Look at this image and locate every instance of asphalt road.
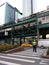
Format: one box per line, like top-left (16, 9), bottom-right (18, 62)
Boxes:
top-left (0, 48), bottom-right (49, 65)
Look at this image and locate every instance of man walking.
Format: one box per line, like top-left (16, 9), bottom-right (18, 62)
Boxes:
top-left (32, 39), bottom-right (37, 52)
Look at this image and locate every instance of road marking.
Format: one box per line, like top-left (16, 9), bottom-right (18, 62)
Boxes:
top-left (13, 51), bottom-right (41, 57)
top-left (41, 60), bottom-right (48, 62)
top-left (0, 56), bottom-right (35, 63)
top-left (39, 62), bottom-right (47, 64)
top-left (39, 59), bottom-right (48, 65)
top-left (7, 54), bottom-right (41, 59)
top-left (13, 52), bottom-right (32, 55)
top-left (0, 60), bottom-right (21, 65)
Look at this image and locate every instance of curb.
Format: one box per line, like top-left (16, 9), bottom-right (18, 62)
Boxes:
top-left (41, 48), bottom-right (49, 59)
top-left (1, 47), bottom-right (24, 54)
top-left (41, 55), bottom-right (49, 59)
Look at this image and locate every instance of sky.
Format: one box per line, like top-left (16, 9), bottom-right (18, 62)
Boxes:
top-left (0, 0), bottom-right (49, 25)
top-left (36, 0), bottom-right (49, 12)
top-left (0, 0), bottom-right (49, 13)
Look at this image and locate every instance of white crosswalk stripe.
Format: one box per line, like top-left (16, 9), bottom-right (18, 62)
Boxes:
top-left (39, 59), bottom-right (49, 65)
top-left (0, 60), bottom-right (21, 65)
top-left (7, 54), bottom-right (41, 59)
top-left (0, 55), bottom-right (35, 63)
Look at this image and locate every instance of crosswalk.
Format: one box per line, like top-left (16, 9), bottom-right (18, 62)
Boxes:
top-left (0, 49), bottom-right (49, 65)
top-left (12, 48), bottom-right (42, 57)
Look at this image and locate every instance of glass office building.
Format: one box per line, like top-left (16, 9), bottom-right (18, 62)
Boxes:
top-left (0, 2), bottom-right (22, 25)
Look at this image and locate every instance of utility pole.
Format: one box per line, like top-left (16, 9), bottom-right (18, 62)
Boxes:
top-left (36, 14), bottom-right (39, 41)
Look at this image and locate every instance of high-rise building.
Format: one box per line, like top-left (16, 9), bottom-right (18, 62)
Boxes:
top-left (0, 2), bottom-right (22, 25)
top-left (23, 0), bottom-right (37, 17)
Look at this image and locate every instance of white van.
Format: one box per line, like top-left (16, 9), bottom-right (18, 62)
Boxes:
top-left (38, 39), bottom-right (49, 47)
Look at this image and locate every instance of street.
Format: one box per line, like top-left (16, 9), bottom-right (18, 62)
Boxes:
top-left (0, 48), bottom-right (49, 65)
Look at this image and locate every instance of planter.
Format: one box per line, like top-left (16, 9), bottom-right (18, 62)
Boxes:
top-left (1, 46), bottom-right (24, 54)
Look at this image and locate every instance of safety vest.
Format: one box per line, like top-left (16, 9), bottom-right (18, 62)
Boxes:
top-left (32, 41), bottom-right (37, 46)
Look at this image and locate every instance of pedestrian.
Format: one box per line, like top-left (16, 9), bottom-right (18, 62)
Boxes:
top-left (32, 39), bottom-right (37, 52)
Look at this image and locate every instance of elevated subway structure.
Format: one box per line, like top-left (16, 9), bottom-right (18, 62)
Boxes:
top-left (0, 10), bottom-right (49, 44)
top-left (0, 14), bottom-right (37, 44)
